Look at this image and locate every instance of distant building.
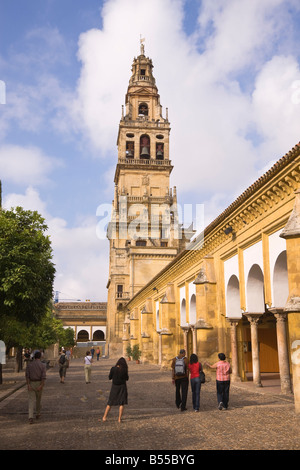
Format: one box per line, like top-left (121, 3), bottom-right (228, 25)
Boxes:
top-left (54, 302), bottom-right (107, 351)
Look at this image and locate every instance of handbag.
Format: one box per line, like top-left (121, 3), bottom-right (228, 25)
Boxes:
top-left (200, 370), bottom-right (206, 383)
top-left (199, 363), bottom-right (205, 384)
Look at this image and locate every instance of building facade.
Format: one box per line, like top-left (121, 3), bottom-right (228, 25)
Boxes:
top-left (106, 43), bottom-right (193, 351)
top-left (54, 301), bottom-right (107, 355)
top-left (124, 143), bottom-right (300, 413)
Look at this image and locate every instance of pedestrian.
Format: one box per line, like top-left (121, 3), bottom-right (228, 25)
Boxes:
top-left (65, 348), bottom-right (71, 361)
top-left (171, 349), bottom-right (189, 412)
top-left (58, 349), bottom-right (69, 383)
top-left (205, 353), bottom-right (232, 410)
top-left (25, 350), bottom-right (46, 424)
top-left (96, 347), bottom-right (100, 361)
top-left (23, 348), bottom-right (31, 369)
top-left (102, 357), bottom-right (129, 423)
top-left (188, 353), bottom-right (203, 412)
top-left (84, 351), bottom-right (93, 383)
top-left (90, 347), bottom-right (95, 359)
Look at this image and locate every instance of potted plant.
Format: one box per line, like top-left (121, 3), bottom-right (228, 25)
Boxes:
top-left (126, 344), bottom-right (132, 361)
top-left (132, 344), bottom-right (142, 363)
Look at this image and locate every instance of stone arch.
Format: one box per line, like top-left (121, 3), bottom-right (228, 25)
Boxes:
top-left (156, 302), bottom-right (160, 331)
top-left (273, 251), bottom-right (289, 308)
top-left (226, 274), bottom-right (241, 317)
top-left (181, 298), bottom-right (186, 326)
top-left (247, 264), bottom-right (265, 312)
top-left (140, 134), bottom-right (150, 158)
top-left (190, 294), bottom-right (196, 324)
top-left (77, 329), bottom-right (89, 342)
top-left (92, 330), bottom-right (105, 341)
top-left (138, 102), bottom-right (148, 116)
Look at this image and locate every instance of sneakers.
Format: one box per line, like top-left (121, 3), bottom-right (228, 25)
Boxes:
top-left (218, 402), bottom-right (224, 410)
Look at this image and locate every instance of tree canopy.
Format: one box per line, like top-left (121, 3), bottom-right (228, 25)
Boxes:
top-left (0, 207), bottom-right (55, 340)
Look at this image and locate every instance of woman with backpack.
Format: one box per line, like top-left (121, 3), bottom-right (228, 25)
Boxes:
top-left (188, 353), bottom-right (203, 412)
top-left (58, 349), bottom-right (69, 383)
top-left (171, 349), bottom-right (189, 412)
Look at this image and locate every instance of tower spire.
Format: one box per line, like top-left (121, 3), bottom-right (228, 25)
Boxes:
top-left (140, 35), bottom-right (145, 55)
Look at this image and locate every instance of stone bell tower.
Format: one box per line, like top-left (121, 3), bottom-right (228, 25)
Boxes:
top-left (106, 41), bottom-right (192, 349)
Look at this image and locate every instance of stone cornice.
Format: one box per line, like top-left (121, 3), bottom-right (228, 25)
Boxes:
top-left (55, 302), bottom-right (107, 311)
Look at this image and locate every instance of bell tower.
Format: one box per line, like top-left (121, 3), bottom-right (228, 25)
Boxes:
top-left (106, 41), bottom-right (192, 348)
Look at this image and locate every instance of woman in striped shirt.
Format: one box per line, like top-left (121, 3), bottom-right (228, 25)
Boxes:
top-left (205, 353), bottom-right (232, 410)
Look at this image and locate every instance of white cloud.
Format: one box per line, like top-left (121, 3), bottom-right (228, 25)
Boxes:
top-left (69, 0), bottom-right (300, 210)
top-left (3, 186), bottom-right (48, 214)
top-left (251, 55), bottom-right (300, 159)
top-left (49, 215), bottom-right (108, 301)
top-left (0, 144), bottom-right (62, 186)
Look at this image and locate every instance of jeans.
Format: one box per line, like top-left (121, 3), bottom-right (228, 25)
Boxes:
top-left (190, 377), bottom-right (201, 411)
top-left (216, 380), bottom-right (230, 408)
top-left (175, 377), bottom-right (188, 410)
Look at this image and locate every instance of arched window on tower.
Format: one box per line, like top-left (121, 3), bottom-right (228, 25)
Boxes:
top-left (138, 102), bottom-right (148, 116)
top-left (126, 141), bottom-right (134, 158)
top-left (156, 143), bottom-right (164, 160)
top-left (140, 134), bottom-right (150, 159)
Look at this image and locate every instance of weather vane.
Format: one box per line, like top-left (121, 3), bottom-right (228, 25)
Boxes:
top-left (140, 35), bottom-right (145, 55)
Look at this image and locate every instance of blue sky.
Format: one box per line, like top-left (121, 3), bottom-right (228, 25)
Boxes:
top-left (1, 0), bottom-right (300, 301)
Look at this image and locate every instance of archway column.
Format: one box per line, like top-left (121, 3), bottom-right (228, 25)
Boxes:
top-left (191, 326), bottom-right (197, 354)
top-left (227, 318), bottom-right (241, 382)
top-left (181, 327), bottom-right (188, 353)
top-left (158, 331), bottom-right (162, 366)
top-left (269, 308), bottom-right (292, 394)
top-left (280, 188), bottom-right (300, 413)
top-left (244, 313), bottom-right (263, 387)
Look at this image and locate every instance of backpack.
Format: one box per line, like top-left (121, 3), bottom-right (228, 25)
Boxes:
top-left (59, 355), bottom-right (66, 365)
top-left (174, 356), bottom-right (186, 376)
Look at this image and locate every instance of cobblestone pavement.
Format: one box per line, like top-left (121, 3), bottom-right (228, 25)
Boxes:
top-left (0, 358), bottom-right (299, 453)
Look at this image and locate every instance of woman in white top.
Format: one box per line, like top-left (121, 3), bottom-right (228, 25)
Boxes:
top-left (84, 351), bottom-right (93, 383)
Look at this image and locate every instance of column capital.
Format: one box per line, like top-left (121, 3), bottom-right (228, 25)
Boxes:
top-left (226, 317), bottom-right (241, 326)
top-left (268, 307), bottom-right (288, 322)
top-left (244, 313), bottom-right (263, 324)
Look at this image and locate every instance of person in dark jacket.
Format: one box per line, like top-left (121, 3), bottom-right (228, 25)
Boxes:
top-left (171, 349), bottom-right (189, 412)
top-left (25, 351), bottom-right (46, 424)
top-left (102, 357), bottom-right (129, 423)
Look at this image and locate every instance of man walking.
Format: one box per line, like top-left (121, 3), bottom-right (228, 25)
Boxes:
top-left (171, 349), bottom-right (189, 412)
top-left (206, 353), bottom-right (232, 410)
top-left (25, 350), bottom-right (46, 424)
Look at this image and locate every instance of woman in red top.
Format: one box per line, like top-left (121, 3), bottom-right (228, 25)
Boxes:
top-left (188, 354), bottom-right (203, 412)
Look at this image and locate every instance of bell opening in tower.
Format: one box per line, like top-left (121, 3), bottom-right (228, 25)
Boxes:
top-left (156, 143), bottom-right (164, 160)
top-left (126, 141), bottom-right (134, 158)
top-left (138, 103), bottom-right (148, 116)
top-left (140, 134), bottom-right (150, 159)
